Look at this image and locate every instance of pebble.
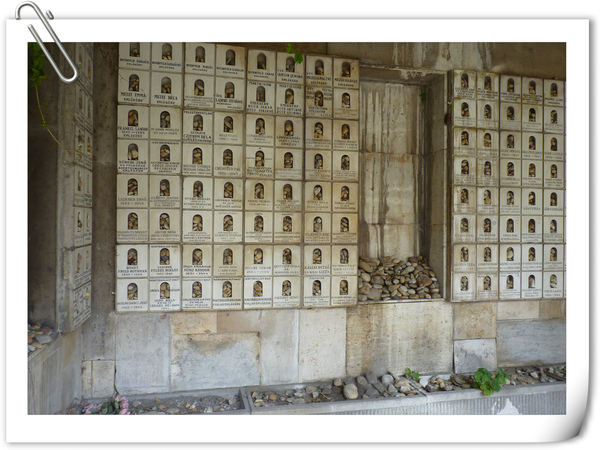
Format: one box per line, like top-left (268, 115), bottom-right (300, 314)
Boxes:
top-left (166, 408), bottom-right (180, 414)
top-left (381, 374), bottom-right (394, 385)
top-left (356, 375), bottom-right (368, 387)
top-left (28, 344), bottom-right (36, 352)
top-left (333, 378), bottom-right (343, 386)
top-left (367, 288), bottom-right (381, 300)
top-left (35, 334), bottom-right (53, 344)
top-left (343, 384), bottom-right (359, 400)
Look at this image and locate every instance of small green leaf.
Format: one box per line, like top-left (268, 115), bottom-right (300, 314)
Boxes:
top-left (286, 44), bottom-right (295, 55)
top-left (294, 52), bottom-right (303, 65)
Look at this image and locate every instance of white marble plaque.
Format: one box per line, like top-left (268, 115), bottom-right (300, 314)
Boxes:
top-left (182, 245), bottom-right (212, 277)
top-left (151, 72), bottom-right (182, 107)
top-left (499, 131), bottom-right (521, 159)
top-left (333, 58), bottom-right (359, 89)
top-left (274, 180), bottom-right (303, 211)
top-left (305, 182), bottom-right (332, 212)
top-left (305, 118), bottom-right (332, 149)
top-left (213, 145), bottom-right (243, 178)
top-left (500, 75), bottom-right (521, 103)
top-left (182, 110), bottom-right (213, 144)
top-left (304, 276), bottom-right (331, 307)
top-left (273, 245), bottom-right (301, 276)
top-left (543, 244), bottom-right (564, 271)
top-left (149, 244), bottom-right (181, 277)
top-left (453, 157), bottom-right (476, 186)
top-left (476, 158), bottom-right (499, 186)
top-left (499, 187), bottom-right (521, 215)
top-left (543, 271), bottom-right (564, 298)
top-left (477, 187), bottom-right (498, 214)
top-left (273, 276), bottom-right (301, 308)
top-left (181, 278), bottom-right (212, 310)
top-left (454, 98), bottom-right (478, 127)
top-left (543, 106), bottom-right (565, 133)
top-left (184, 43), bottom-right (215, 75)
top-left (245, 146), bottom-right (274, 178)
top-left (452, 272), bottom-right (476, 301)
top-left (213, 112), bottom-right (244, 145)
top-left (149, 175), bottom-right (181, 208)
top-left (544, 79), bottom-right (565, 107)
top-left (215, 45), bottom-right (246, 78)
top-left (304, 245), bottom-right (331, 276)
top-left (476, 215), bottom-right (498, 242)
top-left (521, 160), bottom-right (543, 187)
top-left (521, 188), bottom-right (543, 215)
top-left (332, 213), bottom-right (357, 244)
top-left (274, 149), bottom-right (303, 180)
top-left (84, 130), bottom-right (93, 170)
top-left (544, 134), bottom-right (565, 161)
top-left (543, 189), bottom-right (565, 216)
top-left (151, 42), bottom-right (183, 72)
top-left (452, 70), bottom-right (477, 99)
top-left (245, 211), bottom-right (274, 243)
top-left (277, 52), bottom-right (305, 85)
top-left (246, 114), bottom-right (275, 147)
top-left (477, 100), bottom-right (499, 129)
top-left (477, 72), bottom-right (499, 100)
top-left (521, 132), bottom-right (543, 159)
top-left (119, 42), bottom-right (151, 70)
top-left (331, 276), bottom-right (357, 307)
top-left (213, 211), bottom-right (243, 243)
top-left (499, 158), bottom-right (521, 186)
top-left (212, 278), bottom-right (243, 310)
top-left (521, 216), bottom-right (543, 243)
top-left (183, 74), bottom-right (215, 109)
top-left (543, 217), bottom-right (564, 243)
top-left (150, 106), bottom-right (182, 140)
top-left (118, 140), bottom-right (149, 173)
top-left (275, 83), bottom-right (304, 117)
top-left (521, 104), bottom-right (543, 132)
top-left (149, 209), bottom-right (180, 242)
top-left (333, 120), bottom-right (359, 151)
top-left (247, 49), bottom-right (276, 81)
top-left (214, 245), bottom-right (243, 277)
top-left (500, 102), bottom-right (522, 130)
top-left (149, 140), bottom-right (181, 174)
top-left (244, 245), bottom-right (273, 277)
top-left (182, 177), bottom-right (212, 209)
top-left (521, 77), bottom-right (543, 104)
top-left (182, 144), bottom-right (212, 176)
top-left (452, 214), bottom-right (476, 243)
top-left (306, 86), bottom-right (333, 118)
top-left (74, 168), bottom-right (93, 208)
top-left (246, 81), bottom-right (275, 114)
top-left (331, 245), bottom-right (357, 276)
top-left (305, 150), bottom-right (332, 180)
top-left (117, 209), bottom-right (148, 242)
top-left (71, 245), bottom-right (92, 287)
top-left (454, 128), bottom-right (477, 156)
top-left (306, 55), bottom-right (332, 86)
top-left (72, 209), bottom-right (81, 245)
top-left (332, 151), bottom-right (359, 181)
top-left (522, 271), bottom-right (543, 299)
top-left (476, 272), bottom-right (498, 300)
top-left (214, 77), bottom-right (245, 111)
top-left (244, 179), bottom-right (273, 211)
top-left (499, 215), bottom-right (521, 243)
top-left (117, 174), bottom-right (148, 208)
top-left (117, 105), bottom-right (149, 140)
top-left (273, 212), bottom-right (302, 243)
top-left (149, 278), bottom-right (181, 311)
top-left (522, 244), bottom-right (543, 272)
top-left (118, 69), bottom-right (150, 105)
top-left (304, 212), bottom-right (331, 244)
top-left (544, 162), bottom-right (565, 188)
top-left (275, 116), bottom-right (303, 148)
top-left (499, 244), bottom-right (521, 272)
top-left (83, 208), bottom-right (92, 245)
top-left (332, 182), bottom-right (358, 212)
top-left (476, 244), bottom-right (498, 272)
top-left (116, 278), bottom-right (149, 312)
top-left (453, 244), bottom-right (476, 272)
top-left (244, 277), bottom-right (273, 309)
top-left (333, 89), bottom-right (359, 119)
top-left (181, 210), bottom-right (212, 243)
top-left (499, 272), bottom-right (521, 299)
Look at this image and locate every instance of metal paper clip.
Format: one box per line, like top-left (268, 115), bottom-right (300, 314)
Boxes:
top-left (16, 1), bottom-right (79, 84)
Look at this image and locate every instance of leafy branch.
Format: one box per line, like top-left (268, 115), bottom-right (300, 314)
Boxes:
top-left (286, 44), bottom-right (303, 65)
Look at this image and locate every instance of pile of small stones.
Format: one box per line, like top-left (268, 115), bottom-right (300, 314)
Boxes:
top-left (28, 322), bottom-right (55, 354)
top-left (357, 255), bottom-right (442, 302)
top-left (121, 395), bottom-right (241, 415)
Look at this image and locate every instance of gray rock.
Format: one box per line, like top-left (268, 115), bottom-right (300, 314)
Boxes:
top-left (356, 375), bottom-right (368, 387)
top-left (365, 387), bottom-right (379, 397)
top-left (360, 273), bottom-right (371, 282)
top-left (305, 386), bottom-right (317, 393)
top-left (366, 371), bottom-right (378, 385)
top-left (387, 384), bottom-right (398, 393)
top-left (367, 288), bottom-right (381, 300)
top-left (357, 294), bottom-right (368, 302)
top-left (381, 374), bottom-right (394, 385)
top-left (358, 261), bottom-right (374, 273)
top-left (321, 387), bottom-right (332, 395)
top-left (371, 276), bottom-right (385, 285)
top-left (28, 345), bottom-right (36, 352)
top-left (166, 408), bottom-right (180, 414)
top-left (343, 383), bottom-right (359, 400)
top-left (35, 334), bottom-right (53, 344)
top-left (333, 378), bottom-right (343, 386)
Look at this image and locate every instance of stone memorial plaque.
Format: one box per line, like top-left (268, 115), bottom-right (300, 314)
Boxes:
top-left (304, 182), bottom-right (332, 212)
top-left (453, 128), bottom-right (476, 156)
top-left (499, 244), bottom-right (521, 272)
top-left (213, 145), bottom-right (243, 178)
top-left (499, 272), bottom-right (521, 300)
top-left (245, 146), bottom-right (274, 178)
top-left (273, 276), bottom-right (301, 308)
top-left (452, 214), bottom-right (476, 243)
top-left (151, 42), bottom-right (183, 72)
top-left (453, 244), bottom-right (476, 272)
top-left (275, 83), bottom-right (304, 117)
top-left (452, 100), bottom-right (476, 127)
top-left (76, 43), bottom-right (86, 74)
top-left (332, 182), bottom-right (358, 212)
top-left (543, 216), bottom-right (564, 243)
top-left (305, 118), bottom-right (333, 150)
top-left (273, 212), bottom-right (302, 243)
top-left (477, 187), bottom-right (498, 214)
top-left (149, 209), bottom-right (181, 242)
top-left (544, 79), bottom-right (565, 107)
top-left (476, 272), bottom-right (498, 300)
top-left (476, 244), bottom-right (498, 272)
top-left (247, 49), bottom-right (276, 82)
top-left (75, 84), bottom-right (86, 123)
top-left (181, 210), bottom-right (212, 243)
top-left (331, 276), bottom-right (357, 307)
top-left (116, 278), bottom-right (149, 312)
top-left (333, 58), bottom-right (359, 89)
top-left (83, 130), bottom-right (93, 170)
top-left (543, 244), bottom-right (564, 271)
top-left (333, 120), bottom-right (359, 151)
top-left (215, 45), bottom-right (246, 79)
top-left (246, 114), bottom-right (275, 147)
top-left (274, 180), bottom-right (303, 211)
top-left (544, 134), bottom-right (565, 161)
top-left (214, 245), bottom-right (243, 277)
top-left (118, 140), bottom-right (149, 173)
top-left (500, 102), bottom-right (522, 130)
top-left (500, 75), bottom-right (522, 103)
top-left (83, 52), bottom-right (94, 93)
top-left (522, 271), bottom-right (543, 299)
top-left (214, 77), bottom-right (245, 111)
top-left (212, 278), bottom-right (243, 310)
top-left (521, 104), bottom-right (543, 132)
top-left (244, 179), bottom-right (274, 211)
top-left (182, 144), bottom-right (212, 176)
top-left (333, 89), bottom-right (359, 119)
top-left (331, 245), bottom-right (357, 276)
top-left (499, 131), bottom-right (521, 159)
top-left (543, 271), bottom-right (564, 298)
top-left (304, 276), bottom-right (331, 307)
top-left (213, 112), bottom-right (244, 145)
top-left (71, 245), bottom-right (92, 287)
top-left (453, 186), bottom-right (475, 214)
top-left (74, 168), bottom-right (93, 208)
top-left (117, 208), bottom-right (148, 242)
top-left (522, 244), bottom-right (543, 272)
top-left (151, 72), bottom-right (182, 106)
top-left (477, 72), bottom-right (499, 100)
top-left (476, 215), bottom-right (498, 242)
top-left (183, 74), bottom-right (215, 109)
top-left (149, 278), bottom-right (181, 311)
top-left (246, 81), bottom-right (275, 115)
top-left (476, 100), bottom-right (499, 129)
top-left (543, 106), bottom-right (565, 134)
top-left (181, 278), bottom-right (212, 310)
top-left (476, 158), bottom-right (499, 186)
top-left (544, 161), bottom-right (565, 189)
top-left (521, 188), bottom-right (543, 215)
top-left (499, 158), bottom-right (521, 186)
top-left (452, 272), bottom-right (476, 301)
top-left (117, 174), bottom-right (148, 208)
top-left (149, 175), bottom-right (181, 208)
top-left (118, 69), bottom-right (150, 105)
top-left (182, 244), bottom-right (212, 277)
top-left (273, 245), bottom-right (302, 276)
top-left (244, 245), bottom-right (273, 277)
top-left (119, 42), bottom-right (151, 70)
top-left (521, 215), bottom-right (543, 243)
top-left (275, 117), bottom-right (303, 149)
top-left (184, 43), bottom-right (215, 75)
top-left (453, 70), bottom-right (477, 99)
top-left (83, 208), bottom-right (92, 245)
top-left (453, 157), bottom-right (477, 186)
top-left (149, 141), bottom-right (182, 174)
top-left (499, 215), bottom-right (521, 243)
top-left (304, 245), bottom-right (331, 276)
top-left (305, 86), bottom-right (333, 118)
top-left (521, 132), bottom-right (543, 159)
top-left (305, 150), bottom-right (332, 181)
top-left (117, 105), bottom-right (149, 140)
top-left (182, 110), bottom-right (213, 144)
top-left (332, 151), bottom-right (359, 181)
top-left (245, 211), bottom-right (274, 243)
top-left (149, 244), bottom-right (181, 277)
top-left (274, 148), bottom-right (303, 180)
top-left (332, 213), bottom-right (358, 244)
top-left (521, 77), bottom-right (543, 104)
top-left (244, 277), bottom-right (273, 309)
top-left (543, 189), bottom-right (565, 216)
top-left (521, 160), bottom-right (543, 187)
top-left (149, 106), bottom-right (182, 140)
top-left (213, 211), bottom-right (243, 243)
top-left (182, 177), bottom-right (213, 209)
top-left (306, 55), bottom-right (333, 86)
top-left (499, 187), bottom-right (521, 215)
top-left (304, 212), bottom-right (332, 244)
top-left (277, 52), bottom-right (305, 85)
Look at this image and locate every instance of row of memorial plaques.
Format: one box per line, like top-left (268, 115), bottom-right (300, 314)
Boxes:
top-left (75, 43), bottom-right (94, 93)
top-left (75, 82), bottom-right (93, 131)
top-left (119, 43), bottom-right (359, 89)
top-left (452, 71), bottom-right (565, 107)
top-left (452, 187), bottom-right (565, 215)
top-left (74, 122), bottom-right (93, 170)
top-left (452, 215), bottom-right (565, 244)
top-left (452, 244), bottom-right (565, 272)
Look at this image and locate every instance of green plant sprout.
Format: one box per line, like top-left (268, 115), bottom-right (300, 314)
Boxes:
top-left (286, 44), bottom-right (303, 65)
top-left (472, 367), bottom-right (509, 396)
top-left (404, 367), bottom-right (421, 382)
